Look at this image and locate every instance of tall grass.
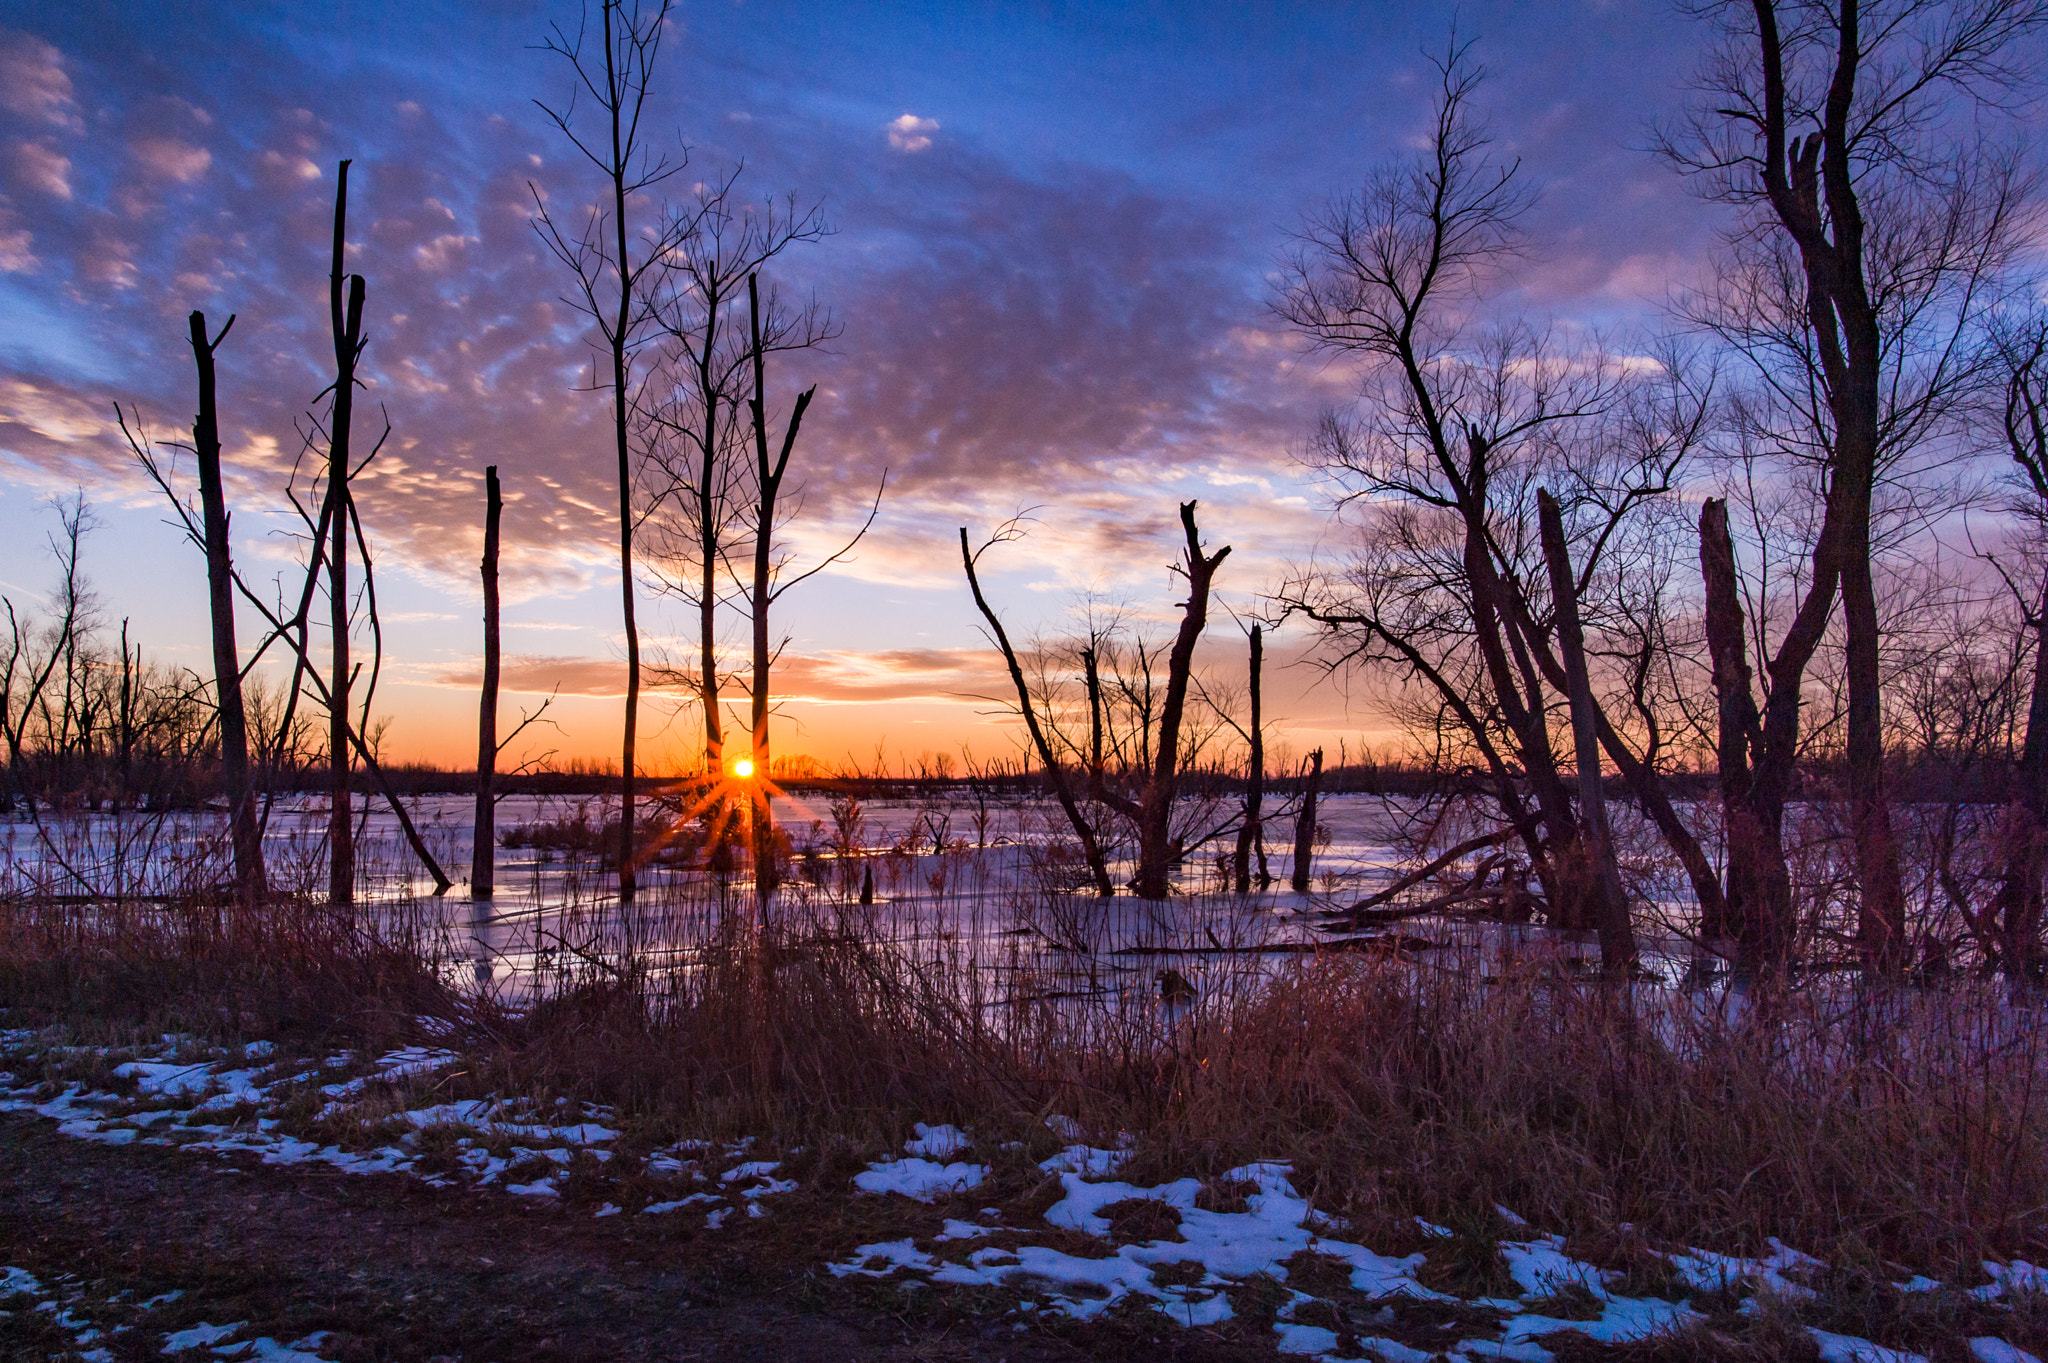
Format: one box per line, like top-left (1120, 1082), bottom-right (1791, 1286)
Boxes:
top-left (3, 801), bottom-right (2045, 1281)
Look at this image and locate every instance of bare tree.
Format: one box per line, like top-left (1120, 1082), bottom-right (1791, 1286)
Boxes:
top-left (1290, 748), bottom-right (1324, 896)
top-left (534, 0), bottom-right (685, 898)
top-left (963, 506), bottom-right (1230, 900)
top-left (1665, 0), bottom-right (2044, 972)
top-left (1232, 624), bottom-right (1269, 893)
top-left (1982, 318), bottom-right (2048, 977)
top-left (325, 161), bottom-right (366, 905)
top-left (1276, 43), bottom-right (1723, 937)
top-left (961, 519), bottom-right (1115, 898)
top-left (119, 313), bottom-right (267, 902)
top-left (473, 464), bottom-right (503, 897)
top-left (1130, 503), bottom-right (1230, 899)
top-left (637, 176), bottom-right (828, 873)
top-left (1540, 488), bottom-right (1634, 974)
top-left (736, 270), bottom-right (881, 902)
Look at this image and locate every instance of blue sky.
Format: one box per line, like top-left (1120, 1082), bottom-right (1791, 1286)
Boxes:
top-left (0, 0), bottom-right (1747, 769)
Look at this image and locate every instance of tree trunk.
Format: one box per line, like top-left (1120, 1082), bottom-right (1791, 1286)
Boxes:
top-left (1132, 502), bottom-right (1229, 900)
top-left (1539, 490), bottom-right (1634, 977)
top-left (327, 163), bottom-right (363, 907)
top-left (472, 465), bottom-right (502, 897)
top-left (1700, 497), bottom-right (1802, 971)
top-left (1290, 747), bottom-right (1323, 895)
top-left (1456, 442), bottom-right (1583, 922)
top-left (602, 6), bottom-right (643, 902)
top-left (1992, 572), bottom-right (2048, 981)
top-left (961, 528), bottom-right (1114, 897)
top-left (1233, 625), bottom-right (1264, 895)
top-left (1841, 484), bottom-right (1907, 973)
top-left (744, 273), bottom-right (816, 908)
top-left (187, 309), bottom-right (266, 903)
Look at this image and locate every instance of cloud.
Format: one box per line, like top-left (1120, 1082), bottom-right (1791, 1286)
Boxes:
top-left (437, 653), bottom-right (627, 697)
top-left (0, 32), bottom-right (78, 129)
top-left (0, 207), bottom-right (33, 272)
top-left (432, 646), bottom-right (1014, 707)
top-left (886, 113), bottom-right (938, 153)
top-left (4, 140), bottom-right (70, 198)
top-left (130, 136), bottom-right (211, 184)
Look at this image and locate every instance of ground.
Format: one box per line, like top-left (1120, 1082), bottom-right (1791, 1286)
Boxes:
top-left (0, 1111), bottom-right (1271, 1363)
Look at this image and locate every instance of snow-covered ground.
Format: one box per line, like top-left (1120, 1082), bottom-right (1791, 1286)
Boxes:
top-left (4, 1026), bottom-right (2043, 1362)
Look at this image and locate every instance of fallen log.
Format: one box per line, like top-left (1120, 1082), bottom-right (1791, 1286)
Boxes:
top-left (1332, 830), bottom-right (1517, 916)
top-left (1108, 935), bottom-right (1446, 956)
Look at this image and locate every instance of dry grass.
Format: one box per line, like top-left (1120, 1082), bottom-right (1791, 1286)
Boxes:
top-left (6, 877), bottom-right (2047, 1285)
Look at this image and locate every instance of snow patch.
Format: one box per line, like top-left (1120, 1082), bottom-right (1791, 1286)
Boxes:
top-left (853, 1157), bottom-right (986, 1201)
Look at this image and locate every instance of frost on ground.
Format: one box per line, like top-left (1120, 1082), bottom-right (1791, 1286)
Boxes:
top-left (6, 1027), bottom-right (2048, 1362)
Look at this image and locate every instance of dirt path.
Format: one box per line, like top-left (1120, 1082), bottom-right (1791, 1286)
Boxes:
top-left (0, 1113), bottom-right (1251, 1362)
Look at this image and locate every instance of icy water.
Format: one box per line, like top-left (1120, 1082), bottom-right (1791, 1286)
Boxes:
top-left (1, 790), bottom-right (1717, 1001)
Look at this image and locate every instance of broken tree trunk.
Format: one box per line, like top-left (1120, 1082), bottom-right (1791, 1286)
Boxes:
top-left (326, 161), bottom-right (364, 906)
top-left (1132, 501), bottom-right (1229, 900)
top-left (1233, 625), bottom-right (1265, 896)
top-left (1538, 489), bottom-right (1634, 977)
top-left (961, 527), bottom-right (1114, 898)
top-left (187, 309), bottom-right (267, 904)
top-left (1290, 748), bottom-right (1323, 895)
top-left (1699, 497), bottom-right (1796, 971)
top-left (473, 464), bottom-right (502, 897)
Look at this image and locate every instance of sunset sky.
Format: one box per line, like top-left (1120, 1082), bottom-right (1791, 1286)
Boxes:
top-left (0, 1), bottom-right (1766, 772)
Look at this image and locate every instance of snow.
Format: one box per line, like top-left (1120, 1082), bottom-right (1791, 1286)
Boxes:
top-left (1037, 1144), bottom-right (1129, 1177)
top-left (646, 1190), bottom-right (723, 1213)
top-left (902, 1123), bottom-right (970, 1158)
top-left (162, 1320), bottom-right (248, 1352)
top-left (0, 1266), bottom-right (41, 1297)
top-left (1973, 1341), bottom-right (2047, 1363)
top-left (853, 1157), bottom-right (987, 1200)
top-left (7, 1030), bottom-right (2035, 1363)
top-left (212, 1336), bottom-right (336, 1362)
top-left (504, 1178), bottom-right (560, 1197)
top-left (835, 1159), bottom-right (1443, 1332)
top-left (1274, 1322), bottom-right (1341, 1354)
top-left (160, 1322), bottom-right (335, 1361)
top-left (1670, 1237), bottom-right (1824, 1299)
top-left (1976, 1261), bottom-right (2048, 1300)
top-left (1809, 1327), bottom-right (1930, 1363)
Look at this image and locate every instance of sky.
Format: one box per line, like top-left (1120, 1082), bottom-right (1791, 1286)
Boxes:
top-left (0, 0), bottom-right (1738, 773)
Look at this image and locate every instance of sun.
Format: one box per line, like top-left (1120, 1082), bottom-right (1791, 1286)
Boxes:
top-left (732, 758), bottom-right (755, 779)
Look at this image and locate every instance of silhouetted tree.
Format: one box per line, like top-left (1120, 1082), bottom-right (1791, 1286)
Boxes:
top-left (534, 0), bottom-right (685, 898)
top-left (1665, 0), bottom-right (2042, 972)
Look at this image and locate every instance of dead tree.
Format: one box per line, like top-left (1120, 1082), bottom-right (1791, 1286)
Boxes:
top-left (1290, 748), bottom-right (1324, 895)
top-left (534, 0), bottom-right (683, 899)
top-left (738, 270), bottom-right (879, 903)
top-left (638, 175), bottom-right (828, 873)
top-left (1666, 0), bottom-right (2041, 973)
top-left (473, 464), bottom-right (503, 897)
top-left (1985, 322), bottom-right (2048, 979)
top-left (1129, 502), bottom-right (1229, 899)
top-left (961, 521), bottom-right (1115, 898)
top-left (184, 310), bottom-right (266, 902)
top-left (1277, 44), bottom-right (1723, 933)
top-left (1232, 624), bottom-right (1268, 893)
top-left (1540, 489), bottom-right (1634, 975)
top-left (1697, 497), bottom-right (1799, 966)
top-left (123, 315), bottom-right (268, 900)
top-left (323, 162), bottom-right (366, 905)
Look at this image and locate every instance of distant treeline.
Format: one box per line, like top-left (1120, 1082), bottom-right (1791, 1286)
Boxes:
top-left (154, 755), bottom-right (2012, 807)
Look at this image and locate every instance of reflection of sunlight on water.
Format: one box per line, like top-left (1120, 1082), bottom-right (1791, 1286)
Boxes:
top-left (4, 791), bottom-right (1719, 1004)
